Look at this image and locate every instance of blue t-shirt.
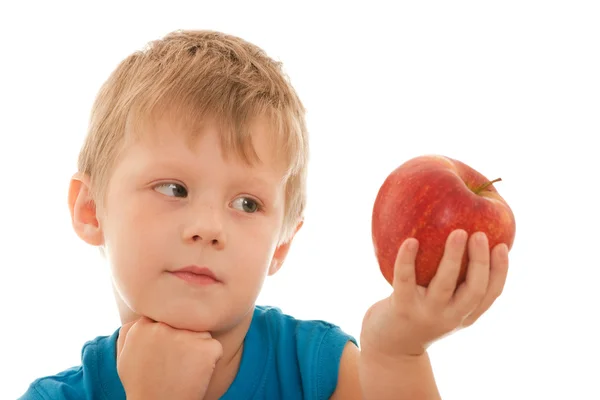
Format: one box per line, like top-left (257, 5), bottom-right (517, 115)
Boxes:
top-left (20, 305), bottom-right (358, 399)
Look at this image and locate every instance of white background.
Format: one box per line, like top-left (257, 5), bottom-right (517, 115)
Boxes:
top-left (1, 1), bottom-right (599, 399)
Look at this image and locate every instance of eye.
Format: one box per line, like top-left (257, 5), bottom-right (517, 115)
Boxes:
top-left (154, 183), bottom-right (188, 198)
top-left (231, 197), bottom-right (262, 213)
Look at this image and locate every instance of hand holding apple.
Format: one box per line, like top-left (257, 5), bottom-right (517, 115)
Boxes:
top-left (360, 227), bottom-right (509, 360)
top-left (371, 155), bottom-right (516, 287)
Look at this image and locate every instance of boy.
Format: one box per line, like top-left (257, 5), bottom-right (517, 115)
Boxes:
top-left (20, 29), bottom-right (509, 399)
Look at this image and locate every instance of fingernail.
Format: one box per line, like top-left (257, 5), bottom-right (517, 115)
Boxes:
top-left (454, 229), bottom-right (468, 244)
top-left (475, 232), bottom-right (488, 245)
top-left (407, 238), bottom-right (418, 252)
top-left (499, 243), bottom-right (509, 260)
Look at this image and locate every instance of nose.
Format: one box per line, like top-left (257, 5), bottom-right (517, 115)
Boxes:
top-left (182, 204), bottom-right (225, 249)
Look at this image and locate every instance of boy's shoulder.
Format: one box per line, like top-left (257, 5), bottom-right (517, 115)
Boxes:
top-left (18, 329), bottom-right (123, 400)
top-left (253, 304), bottom-right (357, 350)
top-left (19, 365), bottom-right (83, 400)
top-left (253, 304), bottom-right (358, 361)
top-left (254, 304), bottom-right (345, 330)
top-left (238, 305), bottom-right (357, 399)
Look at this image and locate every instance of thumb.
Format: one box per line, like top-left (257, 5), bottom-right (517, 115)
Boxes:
top-left (116, 320), bottom-right (137, 359)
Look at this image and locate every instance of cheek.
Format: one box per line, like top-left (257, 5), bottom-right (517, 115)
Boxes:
top-left (103, 201), bottom-right (169, 307)
top-left (105, 196), bottom-right (169, 254)
top-left (230, 222), bottom-right (279, 276)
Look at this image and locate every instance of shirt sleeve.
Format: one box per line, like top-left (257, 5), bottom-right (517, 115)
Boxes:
top-left (295, 321), bottom-right (358, 400)
top-left (17, 366), bottom-right (87, 400)
top-left (19, 382), bottom-right (55, 400)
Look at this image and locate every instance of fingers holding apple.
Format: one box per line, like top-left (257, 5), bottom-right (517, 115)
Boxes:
top-left (390, 237), bottom-right (419, 305)
top-left (447, 231), bottom-right (491, 318)
top-left (432, 230), bottom-right (509, 327)
top-left (425, 229), bottom-right (470, 309)
top-left (459, 241), bottom-right (509, 327)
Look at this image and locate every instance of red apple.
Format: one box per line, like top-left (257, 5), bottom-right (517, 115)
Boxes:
top-left (372, 155), bottom-right (516, 287)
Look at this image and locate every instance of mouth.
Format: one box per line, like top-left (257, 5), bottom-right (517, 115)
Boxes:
top-left (170, 265), bottom-right (220, 286)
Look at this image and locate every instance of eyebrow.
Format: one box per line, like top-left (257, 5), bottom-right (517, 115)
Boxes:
top-left (233, 175), bottom-right (281, 191)
top-left (136, 152), bottom-right (284, 187)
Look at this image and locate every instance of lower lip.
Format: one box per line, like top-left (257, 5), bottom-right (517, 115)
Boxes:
top-left (171, 271), bottom-right (219, 286)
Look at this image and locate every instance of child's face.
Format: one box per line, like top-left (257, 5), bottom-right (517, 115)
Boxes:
top-left (98, 116), bottom-right (290, 332)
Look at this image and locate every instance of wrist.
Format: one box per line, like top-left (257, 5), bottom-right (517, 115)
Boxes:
top-left (360, 340), bottom-right (427, 367)
top-left (361, 348), bottom-right (428, 372)
top-left (124, 387), bottom-right (153, 400)
top-left (359, 351), bottom-right (440, 400)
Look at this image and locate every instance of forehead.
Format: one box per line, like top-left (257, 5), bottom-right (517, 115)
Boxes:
top-left (126, 111), bottom-right (287, 176)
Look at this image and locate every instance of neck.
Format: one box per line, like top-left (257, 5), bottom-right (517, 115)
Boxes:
top-left (203, 309), bottom-right (253, 399)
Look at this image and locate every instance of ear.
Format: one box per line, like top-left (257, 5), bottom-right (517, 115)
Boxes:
top-left (268, 219), bottom-right (304, 276)
top-left (68, 173), bottom-right (104, 246)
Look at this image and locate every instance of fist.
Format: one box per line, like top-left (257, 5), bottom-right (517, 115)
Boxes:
top-left (116, 316), bottom-right (223, 400)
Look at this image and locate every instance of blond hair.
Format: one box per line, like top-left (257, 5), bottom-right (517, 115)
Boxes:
top-left (78, 30), bottom-right (308, 244)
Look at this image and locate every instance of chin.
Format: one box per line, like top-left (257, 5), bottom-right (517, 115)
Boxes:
top-left (151, 303), bottom-right (249, 334)
top-left (119, 285), bottom-right (254, 334)
top-left (148, 307), bottom-right (219, 332)
top-left (165, 317), bottom-right (216, 332)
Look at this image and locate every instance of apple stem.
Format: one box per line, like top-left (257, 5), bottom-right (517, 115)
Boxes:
top-left (473, 178), bottom-right (502, 194)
